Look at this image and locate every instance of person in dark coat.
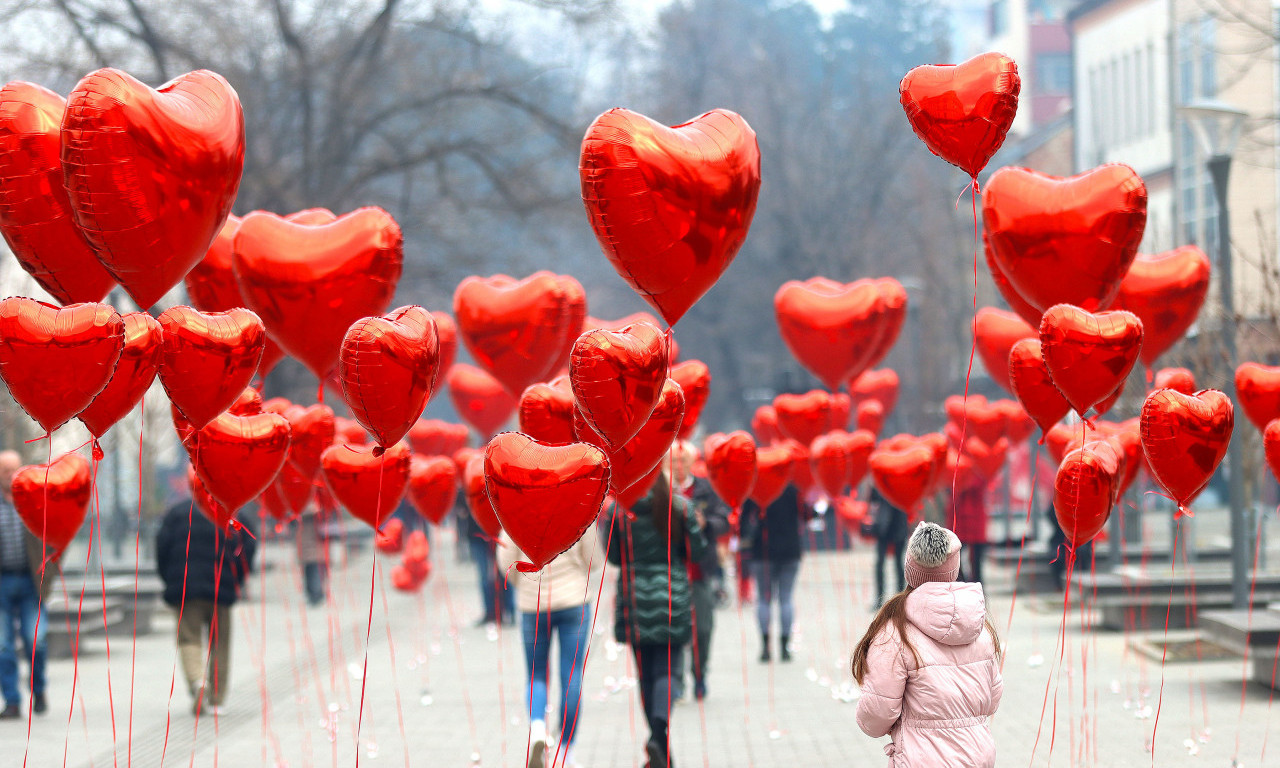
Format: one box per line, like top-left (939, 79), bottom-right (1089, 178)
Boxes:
top-left (0, 450), bottom-right (56, 719)
top-left (608, 474), bottom-right (707, 768)
top-left (155, 499), bottom-right (257, 716)
top-left (868, 486), bottom-right (910, 609)
top-left (740, 483), bottom-right (809, 663)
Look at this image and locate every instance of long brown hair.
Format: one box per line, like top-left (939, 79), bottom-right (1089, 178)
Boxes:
top-left (643, 474), bottom-right (685, 547)
top-left (851, 588), bottom-right (1003, 684)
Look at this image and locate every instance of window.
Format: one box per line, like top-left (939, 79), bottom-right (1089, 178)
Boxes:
top-left (1176, 16), bottom-right (1219, 256)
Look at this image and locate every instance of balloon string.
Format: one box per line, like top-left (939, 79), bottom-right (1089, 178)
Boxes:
top-left (375, 561), bottom-right (411, 768)
top-left (1178, 531), bottom-right (1210, 741)
top-left (188, 523), bottom-right (229, 768)
top-left (730, 510), bottom-right (754, 768)
top-left (681, 530), bottom-right (711, 768)
top-left (60, 498), bottom-right (95, 768)
top-left (128, 399), bottom-right (146, 768)
top-left (429, 540), bottom-right (482, 756)
top-left (560, 503), bottom-right (617, 760)
top-left (90, 456), bottom-right (120, 768)
top-left (25, 435), bottom-right (53, 767)
top-left (160, 436), bottom-right (200, 768)
top-left (951, 180), bottom-right (981, 531)
top-left (1004, 440), bottom-right (1042, 659)
top-left (665, 449), bottom-right (673, 768)
top-left (1149, 521), bottom-right (1182, 768)
top-left (1259, 505), bottom-right (1280, 760)
top-left (354, 459), bottom-right (387, 768)
top-left (547, 541), bottom-right (595, 768)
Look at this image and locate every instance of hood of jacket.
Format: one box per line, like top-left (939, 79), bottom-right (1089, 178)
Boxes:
top-left (904, 581), bottom-right (987, 646)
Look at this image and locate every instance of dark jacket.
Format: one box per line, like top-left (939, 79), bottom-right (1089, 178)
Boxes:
top-left (683, 476), bottom-right (730, 580)
top-left (155, 500), bottom-right (257, 608)
top-left (869, 487), bottom-right (910, 545)
top-left (740, 484), bottom-right (809, 563)
top-left (607, 489), bottom-right (708, 646)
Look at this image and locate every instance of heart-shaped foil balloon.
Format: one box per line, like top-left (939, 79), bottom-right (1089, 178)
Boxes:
top-left (432, 312), bottom-right (458, 376)
top-left (1007, 339), bottom-right (1072, 437)
top-left (671, 360), bottom-right (711, 440)
top-left (574, 378), bottom-right (685, 493)
top-left (454, 272), bottom-right (579, 395)
top-left (321, 441), bottom-right (411, 531)
top-left (0, 82), bottom-right (116, 304)
top-left (61, 68), bottom-right (244, 310)
top-left (258, 461), bottom-right (313, 522)
top-left (785, 439), bottom-right (815, 494)
top-left (408, 419), bottom-right (470, 457)
top-left (855, 401), bottom-right (885, 436)
top-left (1039, 304), bottom-right (1143, 417)
top-left (12, 452), bottom-right (92, 558)
top-left (984, 235), bottom-right (1043, 326)
top-left (184, 214), bottom-right (287, 379)
top-left (1140, 388), bottom-right (1233, 515)
top-left (704, 431), bottom-right (757, 511)
top-left (810, 430), bottom-right (876, 498)
top-left (273, 403), bottom-right (335, 480)
top-left (158, 306), bottom-right (265, 430)
top-left (983, 164), bottom-right (1147, 314)
top-left (870, 442), bottom-right (936, 514)
top-left (773, 390), bottom-right (836, 447)
top-left (1264, 419), bottom-right (1280, 484)
top-left (1235, 363), bottom-right (1280, 432)
top-left (775, 278), bottom-right (889, 391)
top-left (850, 369), bottom-right (900, 416)
top-left (228, 387), bottom-right (263, 416)
top-left (998, 400), bottom-right (1037, 444)
top-left (834, 496), bottom-right (870, 536)
top-left (1112, 246), bottom-right (1210, 367)
top-left (899, 52), bottom-right (1020, 178)
top-left (752, 405), bottom-right (782, 446)
top-left (447, 364), bottom-right (518, 437)
top-left (832, 393), bottom-right (853, 430)
top-left (580, 108), bottom-right (761, 326)
top-left (375, 518), bottom-right (406, 554)
top-left (408, 455), bottom-right (458, 525)
top-left (231, 207), bottom-right (403, 380)
top-left (1154, 368), bottom-right (1196, 394)
top-left (186, 411), bottom-right (291, 513)
top-left (944, 395), bottom-right (1007, 447)
top-left (518, 376), bottom-right (577, 444)
top-left (339, 305), bottom-right (440, 449)
top-left (585, 312), bottom-right (680, 361)
top-left (78, 312), bottom-right (162, 439)
top-left (974, 307), bottom-right (1037, 395)
top-left (461, 454), bottom-right (501, 539)
top-left (963, 436), bottom-right (1008, 480)
top-left (1053, 440), bottom-right (1121, 548)
top-left (571, 321), bottom-right (668, 450)
top-left (0, 298), bottom-right (123, 433)
top-left (484, 432), bottom-right (610, 571)
top-left (749, 443), bottom-right (795, 509)
top-left (188, 464), bottom-right (237, 530)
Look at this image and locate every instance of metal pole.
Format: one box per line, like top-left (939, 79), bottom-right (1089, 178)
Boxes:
top-left (1208, 154), bottom-right (1249, 610)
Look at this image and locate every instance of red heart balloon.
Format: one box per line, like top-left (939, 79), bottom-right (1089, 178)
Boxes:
top-left (580, 108), bottom-right (761, 326)
top-left (184, 214), bottom-right (287, 380)
top-left (269, 403), bottom-right (335, 480)
top-left (321, 442), bottom-right (411, 531)
top-left (1235, 363), bottom-right (1280, 432)
top-left (983, 164), bottom-right (1148, 314)
top-left (339, 305), bottom-right (440, 449)
top-left (1008, 339), bottom-right (1071, 436)
top-left (773, 390), bottom-right (836, 446)
top-left (78, 312), bottom-right (162, 439)
top-left (0, 298), bottom-right (123, 433)
top-left (704, 431), bottom-right (757, 510)
top-left (187, 411), bottom-right (291, 513)
top-left (811, 430), bottom-right (876, 498)
top-left (752, 405), bottom-right (782, 446)
top-left (899, 52), bottom-right (1020, 177)
top-left (870, 442), bottom-right (936, 513)
top-left (432, 312), bottom-right (458, 376)
top-left (984, 235), bottom-right (1043, 326)
top-left (998, 400), bottom-right (1037, 444)
top-left (484, 433), bottom-right (610, 572)
top-left (775, 278), bottom-right (889, 390)
top-left (258, 461), bottom-right (313, 522)
top-left (963, 436), bottom-right (1009, 480)
top-left (0, 82), bottom-right (116, 304)
top-left (945, 395), bottom-right (1007, 446)
top-left (188, 464), bottom-right (237, 530)
top-left (855, 401), bottom-right (885, 436)
top-left (447, 364), bottom-right (518, 437)
top-left (750, 444), bottom-right (794, 508)
top-left (671, 361), bottom-right (711, 440)
top-left (570, 321), bottom-right (668, 450)
top-left (1113, 246), bottom-right (1210, 367)
top-left (974, 307), bottom-right (1036, 395)
top-left (575, 378), bottom-right (685, 493)
top-left (61, 68), bottom-right (244, 310)
top-left (518, 376), bottom-right (577, 444)
top-left (12, 452), bottom-right (92, 557)
top-left (1053, 439), bottom-right (1120, 548)
top-left (1140, 389), bottom-right (1233, 515)
top-left (454, 272), bottom-right (579, 394)
top-left (785, 440), bottom-right (814, 493)
top-left (850, 369), bottom-right (900, 417)
top-left (585, 312), bottom-right (681, 362)
top-left (834, 496), bottom-right (870, 537)
top-left (946, 448), bottom-right (983, 491)
top-left (375, 518), bottom-right (405, 554)
top-left (408, 419), bottom-right (470, 457)
top-left (158, 306), bottom-right (265, 430)
top-left (1045, 422), bottom-right (1095, 466)
top-left (1264, 419), bottom-right (1280, 484)
top-left (461, 455), bottom-right (501, 538)
top-left (1039, 305), bottom-right (1143, 417)
top-left (333, 416), bottom-right (368, 446)
top-left (408, 455), bottom-right (458, 525)
top-left (1154, 368), bottom-right (1196, 394)
top-left (1105, 423), bottom-right (1144, 498)
top-left (232, 207), bottom-right (403, 380)
top-left (228, 387), bottom-right (263, 416)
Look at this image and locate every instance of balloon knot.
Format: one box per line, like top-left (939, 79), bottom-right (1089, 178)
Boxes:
top-left (372, 445), bottom-right (385, 457)
top-left (1175, 505), bottom-right (1195, 520)
top-left (515, 561), bottom-right (540, 574)
top-left (24, 433), bottom-right (50, 444)
top-left (91, 440), bottom-right (105, 462)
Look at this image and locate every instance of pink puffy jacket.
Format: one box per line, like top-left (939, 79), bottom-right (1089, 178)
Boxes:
top-left (855, 582), bottom-right (1002, 767)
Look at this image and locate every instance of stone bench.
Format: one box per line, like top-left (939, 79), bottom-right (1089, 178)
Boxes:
top-left (1071, 569), bottom-right (1280, 603)
top-left (1096, 591), bottom-right (1280, 632)
top-left (44, 597), bottom-right (127, 659)
top-left (1198, 609), bottom-right (1280, 690)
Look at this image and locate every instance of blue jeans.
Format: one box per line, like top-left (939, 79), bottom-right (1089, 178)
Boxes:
top-left (0, 572), bottom-right (47, 706)
top-left (753, 559), bottom-right (800, 637)
top-left (521, 605), bottom-right (590, 745)
top-left (469, 536), bottom-right (513, 622)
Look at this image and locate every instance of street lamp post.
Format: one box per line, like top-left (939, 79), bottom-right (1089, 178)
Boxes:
top-left (1179, 99), bottom-right (1250, 610)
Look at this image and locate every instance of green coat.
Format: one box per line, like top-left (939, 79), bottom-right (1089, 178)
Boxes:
top-left (607, 491), bottom-right (708, 647)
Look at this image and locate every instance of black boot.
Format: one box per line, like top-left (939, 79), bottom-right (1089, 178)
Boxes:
top-left (759, 634), bottom-right (771, 663)
top-left (780, 635), bottom-right (792, 662)
top-left (645, 718), bottom-right (670, 767)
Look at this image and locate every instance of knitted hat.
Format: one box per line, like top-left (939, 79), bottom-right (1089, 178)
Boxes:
top-left (904, 522), bottom-right (962, 588)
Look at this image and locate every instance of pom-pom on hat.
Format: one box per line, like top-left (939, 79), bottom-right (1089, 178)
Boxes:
top-left (905, 522), bottom-right (962, 588)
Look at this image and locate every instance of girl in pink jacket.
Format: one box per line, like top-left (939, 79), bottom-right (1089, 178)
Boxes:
top-left (852, 522), bottom-right (1003, 767)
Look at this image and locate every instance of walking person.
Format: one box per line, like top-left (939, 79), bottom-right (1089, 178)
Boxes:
top-left (852, 522), bottom-right (1003, 767)
top-left (155, 492), bottom-right (257, 716)
top-left (296, 503), bottom-right (328, 606)
top-left (608, 474), bottom-right (707, 768)
top-left (951, 475), bottom-right (990, 584)
top-left (0, 450), bottom-right (53, 719)
top-left (498, 522), bottom-right (600, 768)
top-left (868, 486), bottom-right (910, 609)
top-left (740, 482), bottom-right (808, 663)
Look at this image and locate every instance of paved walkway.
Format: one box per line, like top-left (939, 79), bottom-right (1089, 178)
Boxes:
top-left (9, 521), bottom-right (1280, 768)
